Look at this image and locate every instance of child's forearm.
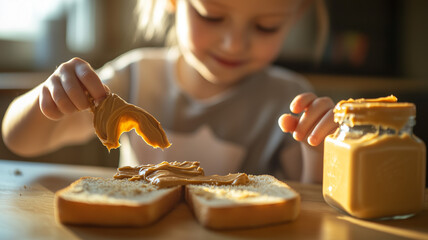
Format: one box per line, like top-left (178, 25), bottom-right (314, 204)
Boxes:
top-left (2, 85), bottom-right (85, 157)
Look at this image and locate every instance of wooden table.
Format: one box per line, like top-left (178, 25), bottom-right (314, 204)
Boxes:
top-left (1, 159), bottom-right (427, 240)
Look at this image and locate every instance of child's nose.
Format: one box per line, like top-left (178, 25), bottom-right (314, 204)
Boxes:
top-left (220, 26), bottom-right (249, 54)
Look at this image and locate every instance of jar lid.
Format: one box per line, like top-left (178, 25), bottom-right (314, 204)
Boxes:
top-left (334, 95), bottom-right (416, 130)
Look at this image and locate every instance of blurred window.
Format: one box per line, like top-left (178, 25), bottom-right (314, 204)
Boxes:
top-left (0, 0), bottom-right (63, 41)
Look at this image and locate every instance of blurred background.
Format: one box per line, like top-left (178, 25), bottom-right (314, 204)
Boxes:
top-left (0, 0), bottom-right (427, 179)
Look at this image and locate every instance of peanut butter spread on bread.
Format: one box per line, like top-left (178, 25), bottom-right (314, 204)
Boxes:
top-left (92, 93), bottom-right (171, 151)
top-left (114, 161), bottom-right (249, 188)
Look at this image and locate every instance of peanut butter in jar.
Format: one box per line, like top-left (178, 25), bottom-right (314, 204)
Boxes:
top-left (323, 95), bottom-right (426, 219)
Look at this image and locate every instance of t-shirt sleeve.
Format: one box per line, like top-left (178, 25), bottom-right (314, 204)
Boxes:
top-left (96, 49), bottom-right (152, 102)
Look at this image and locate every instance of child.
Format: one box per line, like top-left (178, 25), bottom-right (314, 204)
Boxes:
top-left (2, 0), bottom-right (337, 183)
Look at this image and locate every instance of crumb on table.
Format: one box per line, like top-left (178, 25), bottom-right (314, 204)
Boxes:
top-left (14, 169), bottom-right (22, 176)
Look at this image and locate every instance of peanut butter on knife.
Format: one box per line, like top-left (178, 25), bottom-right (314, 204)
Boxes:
top-left (90, 93), bottom-right (171, 151)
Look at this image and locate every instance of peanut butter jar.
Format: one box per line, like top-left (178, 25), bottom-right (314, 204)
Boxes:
top-left (323, 96), bottom-right (426, 219)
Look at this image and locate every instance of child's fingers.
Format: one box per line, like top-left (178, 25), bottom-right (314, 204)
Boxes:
top-left (57, 66), bottom-right (90, 111)
top-left (39, 84), bottom-right (64, 120)
top-left (72, 58), bottom-right (106, 102)
top-left (290, 92), bottom-right (317, 114)
top-left (92, 84), bottom-right (111, 106)
top-left (45, 75), bottom-right (78, 115)
top-left (307, 109), bottom-right (337, 146)
top-left (293, 97), bottom-right (335, 141)
top-left (38, 57), bottom-right (106, 120)
top-left (278, 114), bottom-right (299, 133)
top-left (103, 84), bottom-right (111, 94)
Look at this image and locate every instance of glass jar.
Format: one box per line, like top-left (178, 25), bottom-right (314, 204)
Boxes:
top-left (323, 96), bottom-right (426, 219)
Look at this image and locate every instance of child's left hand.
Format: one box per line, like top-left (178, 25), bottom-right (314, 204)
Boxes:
top-left (278, 92), bottom-right (338, 146)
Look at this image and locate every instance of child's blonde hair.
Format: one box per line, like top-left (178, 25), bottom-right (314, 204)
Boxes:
top-left (135, 0), bottom-right (328, 60)
top-left (135, 0), bottom-right (175, 46)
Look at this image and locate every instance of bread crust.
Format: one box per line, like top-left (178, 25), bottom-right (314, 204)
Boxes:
top-left (185, 175), bottom-right (300, 229)
top-left (54, 177), bottom-right (182, 227)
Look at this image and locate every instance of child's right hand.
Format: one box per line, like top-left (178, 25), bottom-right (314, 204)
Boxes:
top-left (39, 58), bottom-right (108, 120)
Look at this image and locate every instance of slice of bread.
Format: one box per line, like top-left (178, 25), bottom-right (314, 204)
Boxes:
top-left (185, 175), bottom-right (300, 229)
top-left (54, 177), bottom-right (182, 227)
top-left (55, 174), bottom-right (300, 229)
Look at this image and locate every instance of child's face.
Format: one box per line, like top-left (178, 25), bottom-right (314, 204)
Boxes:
top-left (174, 0), bottom-right (304, 85)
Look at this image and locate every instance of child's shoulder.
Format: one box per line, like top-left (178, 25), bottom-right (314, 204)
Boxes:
top-left (112, 47), bottom-right (175, 67)
top-left (262, 65), bottom-right (313, 92)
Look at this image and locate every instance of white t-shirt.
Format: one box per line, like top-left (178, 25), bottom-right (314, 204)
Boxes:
top-left (98, 47), bottom-right (312, 176)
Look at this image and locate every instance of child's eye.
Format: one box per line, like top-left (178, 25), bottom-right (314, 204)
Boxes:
top-left (201, 15), bottom-right (224, 22)
top-left (190, 3), bottom-right (224, 23)
top-left (196, 12), bottom-right (224, 23)
top-left (256, 25), bottom-right (280, 33)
